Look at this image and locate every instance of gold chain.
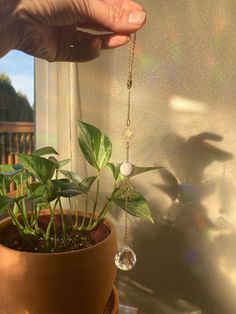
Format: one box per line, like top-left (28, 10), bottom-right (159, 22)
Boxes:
top-left (123, 33), bottom-right (136, 244)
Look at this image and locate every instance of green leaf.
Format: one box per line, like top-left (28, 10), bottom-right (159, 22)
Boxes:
top-left (48, 156), bottom-right (59, 167)
top-left (58, 159), bottom-right (70, 169)
top-left (28, 182), bottom-right (48, 203)
top-left (28, 182), bottom-right (45, 195)
top-left (106, 163), bottom-right (124, 181)
top-left (58, 182), bottom-right (83, 198)
top-left (79, 176), bottom-right (97, 192)
top-left (12, 164), bottom-right (23, 171)
top-left (57, 176), bottom-right (96, 197)
top-left (78, 121), bottom-right (112, 170)
top-left (51, 178), bottom-right (70, 188)
top-left (60, 170), bottom-right (82, 183)
top-left (33, 146), bottom-right (59, 156)
top-left (0, 165), bottom-right (21, 188)
top-left (130, 165), bottom-right (163, 177)
top-left (49, 179), bottom-right (71, 201)
top-left (0, 196), bottom-right (12, 213)
top-left (14, 196), bottom-right (25, 203)
top-left (48, 157), bottom-right (70, 170)
top-left (28, 179), bottom-right (70, 203)
top-left (28, 194), bottom-right (46, 203)
top-left (111, 188), bottom-right (154, 223)
top-left (0, 164), bottom-right (16, 175)
top-left (17, 154), bottom-right (56, 184)
top-left (107, 163), bottom-right (162, 182)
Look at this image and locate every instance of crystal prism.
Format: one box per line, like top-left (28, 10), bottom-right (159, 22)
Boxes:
top-left (114, 246), bottom-right (137, 271)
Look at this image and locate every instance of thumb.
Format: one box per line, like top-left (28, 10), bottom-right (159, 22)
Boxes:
top-left (75, 0), bottom-right (146, 33)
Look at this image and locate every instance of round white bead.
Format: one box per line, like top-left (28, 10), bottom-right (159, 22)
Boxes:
top-left (120, 162), bottom-right (133, 177)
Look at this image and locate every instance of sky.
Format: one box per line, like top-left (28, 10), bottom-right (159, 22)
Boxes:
top-left (0, 50), bottom-right (34, 106)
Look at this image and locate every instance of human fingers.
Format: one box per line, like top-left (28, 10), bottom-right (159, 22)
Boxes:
top-left (54, 27), bottom-right (101, 62)
top-left (77, 0), bottom-right (146, 33)
top-left (101, 33), bottom-right (129, 49)
top-left (74, 0), bottom-right (144, 31)
top-left (54, 27), bottom-right (130, 62)
top-left (100, 0), bottom-right (143, 12)
top-left (18, 0), bottom-right (146, 33)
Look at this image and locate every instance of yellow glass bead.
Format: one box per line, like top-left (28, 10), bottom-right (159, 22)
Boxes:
top-left (123, 127), bottom-right (133, 139)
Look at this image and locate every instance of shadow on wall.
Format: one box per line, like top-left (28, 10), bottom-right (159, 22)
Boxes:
top-left (117, 132), bottom-right (236, 314)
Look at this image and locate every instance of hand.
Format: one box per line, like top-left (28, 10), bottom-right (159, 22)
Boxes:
top-left (1, 0), bottom-right (146, 62)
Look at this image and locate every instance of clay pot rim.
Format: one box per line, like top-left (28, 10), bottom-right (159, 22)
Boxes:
top-left (111, 285), bottom-right (119, 314)
top-left (0, 215), bottom-right (116, 256)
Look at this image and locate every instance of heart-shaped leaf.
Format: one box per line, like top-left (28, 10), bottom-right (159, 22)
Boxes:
top-left (60, 170), bottom-right (82, 183)
top-left (48, 157), bottom-right (70, 170)
top-left (106, 163), bottom-right (124, 181)
top-left (17, 154), bottom-right (56, 184)
top-left (58, 159), bottom-right (70, 169)
top-left (79, 176), bottom-right (97, 192)
top-left (0, 196), bottom-right (12, 213)
top-left (33, 146), bottom-right (59, 156)
top-left (78, 121), bottom-right (112, 170)
top-left (0, 165), bottom-right (21, 188)
top-left (12, 164), bottom-right (23, 171)
top-left (58, 182), bottom-right (83, 198)
top-left (107, 163), bottom-right (161, 181)
top-left (111, 188), bottom-right (154, 223)
top-left (130, 165), bottom-right (163, 177)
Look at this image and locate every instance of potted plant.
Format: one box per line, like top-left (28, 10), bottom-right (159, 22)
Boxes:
top-left (0, 121), bottom-right (158, 314)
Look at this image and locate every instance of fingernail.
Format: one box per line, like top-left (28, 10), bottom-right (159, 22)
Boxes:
top-left (128, 11), bottom-right (146, 25)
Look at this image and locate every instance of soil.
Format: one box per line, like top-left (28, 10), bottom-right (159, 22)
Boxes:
top-left (0, 215), bottom-right (110, 253)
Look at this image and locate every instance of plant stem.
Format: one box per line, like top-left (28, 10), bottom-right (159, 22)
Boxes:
top-left (45, 203), bottom-right (56, 251)
top-left (20, 172), bottom-right (31, 231)
top-left (2, 178), bottom-right (6, 196)
top-left (7, 208), bottom-right (29, 242)
top-left (68, 197), bottom-right (73, 230)
top-left (15, 201), bottom-right (31, 233)
top-left (89, 174), bottom-right (100, 227)
top-left (58, 198), bottom-right (66, 238)
top-left (73, 197), bottom-right (79, 228)
top-left (78, 195), bottom-right (88, 231)
top-left (34, 203), bottom-right (38, 228)
top-left (13, 183), bottom-right (20, 215)
top-left (89, 200), bottom-right (111, 230)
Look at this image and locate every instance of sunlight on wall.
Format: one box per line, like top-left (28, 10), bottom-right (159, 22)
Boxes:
top-left (169, 95), bottom-right (208, 113)
top-left (218, 256), bottom-right (236, 288)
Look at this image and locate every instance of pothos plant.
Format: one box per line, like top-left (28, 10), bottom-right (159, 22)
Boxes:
top-left (0, 121), bottom-right (159, 253)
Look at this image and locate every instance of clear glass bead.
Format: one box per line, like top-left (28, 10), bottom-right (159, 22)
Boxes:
top-left (114, 246), bottom-right (137, 271)
top-left (123, 127), bottom-right (133, 139)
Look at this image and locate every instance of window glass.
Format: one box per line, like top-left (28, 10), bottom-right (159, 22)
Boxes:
top-left (0, 51), bottom-right (34, 192)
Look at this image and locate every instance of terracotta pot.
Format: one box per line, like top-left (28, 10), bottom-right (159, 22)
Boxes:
top-left (0, 215), bottom-right (118, 314)
top-left (104, 286), bottom-right (119, 314)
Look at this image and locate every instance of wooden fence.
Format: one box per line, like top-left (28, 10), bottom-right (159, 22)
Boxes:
top-left (0, 121), bottom-right (35, 193)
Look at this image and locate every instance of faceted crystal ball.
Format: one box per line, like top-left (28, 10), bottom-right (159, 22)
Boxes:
top-left (114, 246), bottom-right (137, 271)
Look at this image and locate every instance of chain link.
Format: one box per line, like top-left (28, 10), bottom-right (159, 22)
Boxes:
top-left (123, 33), bottom-right (136, 244)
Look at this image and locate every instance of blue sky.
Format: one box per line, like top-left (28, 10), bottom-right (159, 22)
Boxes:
top-left (0, 50), bottom-right (34, 106)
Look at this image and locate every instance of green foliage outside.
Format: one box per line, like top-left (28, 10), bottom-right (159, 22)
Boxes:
top-left (0, 73), bottom-right (33, 122)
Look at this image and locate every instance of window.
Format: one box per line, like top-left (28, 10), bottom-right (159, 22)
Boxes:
top-left (0, 51), bottom-right (35, 192)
